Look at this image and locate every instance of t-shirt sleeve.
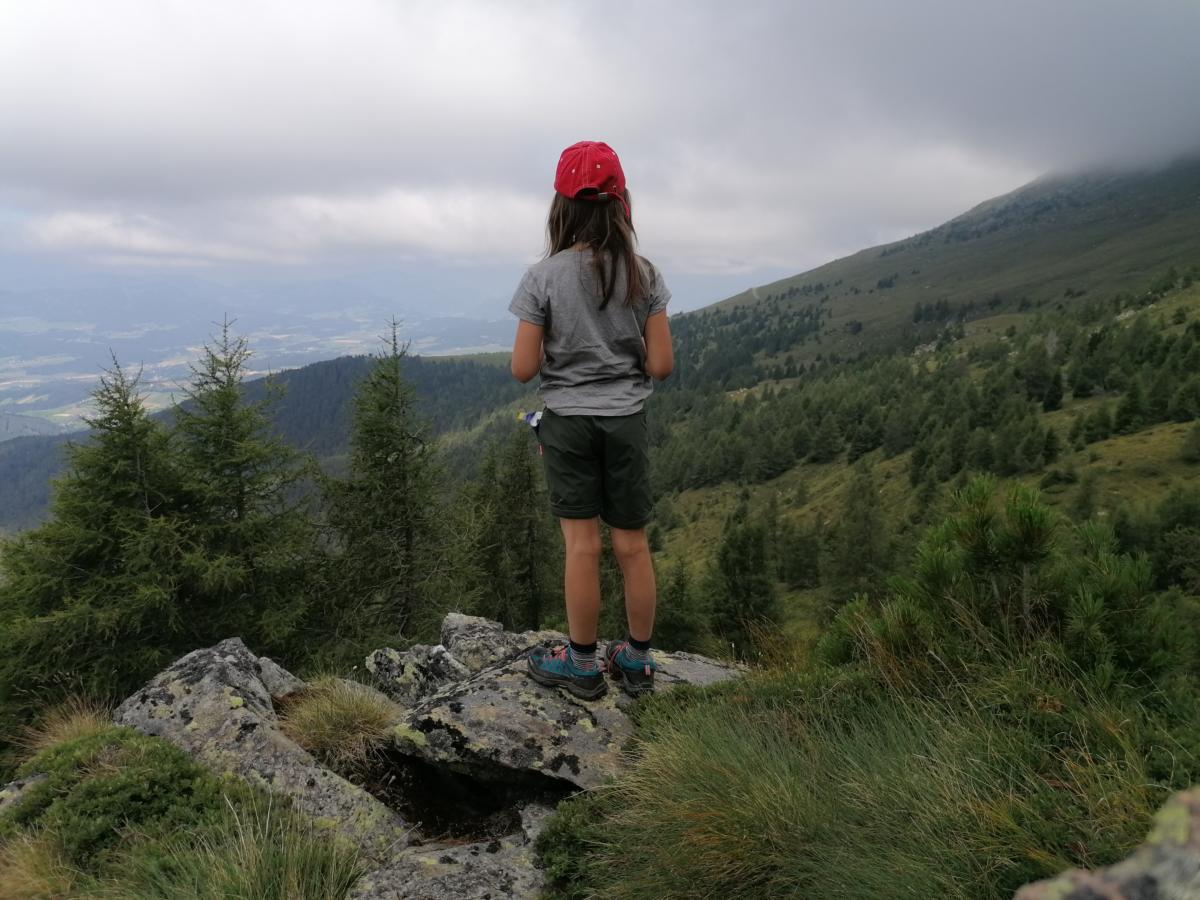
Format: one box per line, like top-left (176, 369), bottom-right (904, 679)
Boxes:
top-left (645, 260), bottom-right (671, 317)
top-left (508, 270), bottom-right (547, 326)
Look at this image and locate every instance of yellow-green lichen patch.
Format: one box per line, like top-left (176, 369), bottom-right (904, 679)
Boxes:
top-left (576, 717), bottom-right (596, 733)
top-left (167, 679), bottom-right (189, 700)
top-left (312, 816), bottom-right (339, 832)
top-left (1042, 880), bottom-right (1085, 900)
top-left (228, 695), bottom-right (245, 709)
top-left (1147, 796), bottom-right (1193, 846)
top-left (393, 724), bottom-right (428, 747)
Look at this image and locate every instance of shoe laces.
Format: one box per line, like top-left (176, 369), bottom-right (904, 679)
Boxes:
top-left (549, 645), bottom-right (568, 662)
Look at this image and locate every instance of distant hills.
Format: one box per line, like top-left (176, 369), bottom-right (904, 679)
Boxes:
top-left (0, 412), bottom-right (66, 442)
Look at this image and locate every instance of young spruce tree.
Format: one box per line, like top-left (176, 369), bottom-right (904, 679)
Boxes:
top-left (468, 428), bottom-right (558, 631)
top-left (0, 362), bottom-right (188, 764)
top-left (706, 504), bottom-right (779, 660)
top-left (173, 321), bottom-right (314, 656)
top-left (318, 326), bottom-right (444, 651)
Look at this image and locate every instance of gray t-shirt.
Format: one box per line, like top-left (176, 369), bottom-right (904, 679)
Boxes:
top-left (508, 249), bottom-right (671, 416)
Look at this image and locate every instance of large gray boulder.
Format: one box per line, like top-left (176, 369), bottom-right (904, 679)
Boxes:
top-left (1015, 786), bottom-right (1200, 899)
top-left (388, 617), bottom-right (742, 790)
top-left (349, 803), bottom-right (553, 900)
top-left (113, 638), bottom-right (412, 864)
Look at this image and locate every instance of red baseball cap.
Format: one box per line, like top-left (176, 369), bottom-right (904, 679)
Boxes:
top-left (554, 141), bottom-right (630, 219)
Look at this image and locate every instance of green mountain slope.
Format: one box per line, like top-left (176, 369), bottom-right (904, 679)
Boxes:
top-left (684, 156), bottom-right (1200, 379)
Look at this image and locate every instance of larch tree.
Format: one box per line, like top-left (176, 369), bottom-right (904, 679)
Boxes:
top-left (318, 325), bottom-right (444, 649)
top-left (468, 428), bottom-right (558, 632)
top-left (0, 361), bottom-right (188, 763)
top-left (173, 320), bottom-right (314, 656)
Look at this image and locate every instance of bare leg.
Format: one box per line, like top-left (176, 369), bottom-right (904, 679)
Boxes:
top-left (560, 517), bottom-right (602, 645)
top-left (609, 527), bottom-right (657, 642)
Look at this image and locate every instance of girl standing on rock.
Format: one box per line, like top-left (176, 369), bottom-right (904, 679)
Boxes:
top-left (508, 141), bottom-right (674, 700)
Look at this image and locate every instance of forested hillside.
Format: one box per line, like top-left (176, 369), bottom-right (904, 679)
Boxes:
top-left (0, 352), bottom-right (533, 533)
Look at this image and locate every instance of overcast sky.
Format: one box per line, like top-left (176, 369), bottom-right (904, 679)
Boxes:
top-left (3, 0), bottom-right (1200, 312)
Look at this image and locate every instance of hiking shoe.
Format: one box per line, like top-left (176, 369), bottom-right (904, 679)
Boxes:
top-left (604, 640), bottom-right (657, 697)
top-left (526, 645), bottom-right (607, 700)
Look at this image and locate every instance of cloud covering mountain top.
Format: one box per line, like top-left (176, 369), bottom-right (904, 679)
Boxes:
top-left (2, 0), bottom-right (1198, 286)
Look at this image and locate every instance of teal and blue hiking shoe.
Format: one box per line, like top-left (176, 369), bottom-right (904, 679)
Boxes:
top-left (526, 645), bottom-right (607, 700)
top-left (604, 640), bottom-right (657, 697)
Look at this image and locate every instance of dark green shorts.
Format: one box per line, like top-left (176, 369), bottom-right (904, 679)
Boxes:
top-left (537, 408), bottom-right (653, 529)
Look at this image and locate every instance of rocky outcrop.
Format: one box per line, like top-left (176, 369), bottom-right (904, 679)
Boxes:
top-left (112, 637), bottom-right (412, 864)
top-left (1015, 787), bottom-right (1200, 899)
top-left (384, 615), bottom-right (743, 790)
top-left (11, 615), bottom-right (740, 898)
top-left (349, 803), bottom-right (554, 900)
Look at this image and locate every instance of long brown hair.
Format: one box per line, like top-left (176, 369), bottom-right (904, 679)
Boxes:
top-left (546, 190), bottom-right (644, 310)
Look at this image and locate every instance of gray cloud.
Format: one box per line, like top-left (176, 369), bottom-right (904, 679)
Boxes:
top-left (2, 0), bottom-right (1198, 285)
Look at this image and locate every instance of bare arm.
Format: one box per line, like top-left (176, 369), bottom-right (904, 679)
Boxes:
top-left (643, 310), bottom-right (674, 380)
top-left (510, 319), bottom-right (544, 383)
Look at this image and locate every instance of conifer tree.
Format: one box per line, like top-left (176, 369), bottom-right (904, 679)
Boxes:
top-left (1068, 414), bottom-right (1086, 449)
top-left (808, 414), bottom-right (843, 463)
top-left (830, 463), bottom-right (890, 594)
top-left (1182, 422), bottom-right (1200, 465)
top-left (468, 428), bottom-right (557, 631)
top-left (318, 326), bottom-right (443, 646)
top-left (653, 560), bottom-right (709, 653)
top-left (775, 519), bottom-right (822, 589)
top-left (1071, 471), bottom-right (1098, 521)
top-left (1042, 367), bottom-right (1064, 412)
top-left (706, 506), bottom-right (779, 659)
top-left (1169, 376), bottom-right (1200, 422)
top-left (966, 427), bottom-right (994, 471)
top-left (1114, 377), bottom-right (1147, 434)
top-left (0, 362), bottom-right (188, 759)
top-left (174, 321), bottom-right (314, 653)
top-left (1084, 403), bottom-right (1114, 443)
top-left (1042, 427), bottom-right (1062, 464)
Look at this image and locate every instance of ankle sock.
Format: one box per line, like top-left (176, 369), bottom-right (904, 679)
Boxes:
top-left (624, 635), bottom-right (651, 662)
top-left (568, 640), bottom-right (599, 673)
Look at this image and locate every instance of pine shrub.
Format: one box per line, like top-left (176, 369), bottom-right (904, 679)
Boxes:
top-left (3, 727), bottom-right (240, 870)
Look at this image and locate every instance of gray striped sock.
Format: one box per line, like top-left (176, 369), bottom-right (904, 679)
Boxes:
top-left (622, 640), bottom-right (651, 663)
top-left (568, 644), bottom-right (599, 672)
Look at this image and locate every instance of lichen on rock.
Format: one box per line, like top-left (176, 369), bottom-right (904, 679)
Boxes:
top-left (112, 637), bottom-right (412, 864)
top-left (385, 617), bottom-right (744, 790)
top-left (348, 802), bottom-right (556, 900)
top-left (1015, 787), bottom-right (1200, 899)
